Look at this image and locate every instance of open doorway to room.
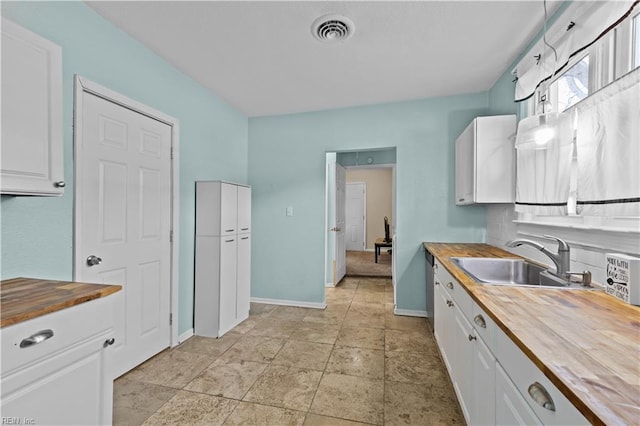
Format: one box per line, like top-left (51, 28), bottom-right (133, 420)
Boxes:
top-left (324, 148), bottom-right (397, 288)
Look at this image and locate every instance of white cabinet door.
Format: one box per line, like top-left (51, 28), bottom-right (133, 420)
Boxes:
top-left (220, 183), bottom-right (238, 236)
top-left (496, 363), bottom-right (542, 426)
top-left (433, 280), bottom-right (453, 373)
top-left (1, 18), bottom-right (63, 196)
top-left (455, 123), bottom-right (475, 205)
top-left (219, 236), bottom-right (238, 335)
top-left (472, 334), bottom-right (496, 426)
top-left (237, 185), bottom-right (251, 234)
top-left (237, 234), bottom-right (251, 321)
top-left (451, 303), bottom-right (474, 423)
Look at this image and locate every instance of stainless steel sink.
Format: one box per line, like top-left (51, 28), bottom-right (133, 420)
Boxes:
top-left (450, 257), bottom-right (580, 288)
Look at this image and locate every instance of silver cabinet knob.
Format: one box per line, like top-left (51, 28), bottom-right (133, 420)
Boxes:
top-left (87, 255), bottom-right (102, 266)
top-left (104, 338), bottom-right (115, 347)
top-left (54, 181), bottom-right (65, 188)
top-left (468, 334), bottom-right (477, 341)
top-left (446, 282), bottom-right (454, 289)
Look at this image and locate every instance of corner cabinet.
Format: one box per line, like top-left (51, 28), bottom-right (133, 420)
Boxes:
top-left (433, 259), bottom-right (588, 425)
top-left (1, 295), bottom-right (117, 425)
top-left (1, 18), bottom-right (64, 196)
top-left (195, 181), bottom-right (251, 338)
top-left (455, 115), bottom-right (516, 205)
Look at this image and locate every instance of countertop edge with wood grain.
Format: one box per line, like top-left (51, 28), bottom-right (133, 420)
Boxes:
top-left (423, 242), bottom-right (640, 426)
top-left (1, 277), bottom-right (122, 328)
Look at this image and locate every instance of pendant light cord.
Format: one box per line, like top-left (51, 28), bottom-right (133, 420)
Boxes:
top-left (541, 0), bottom-right (559, 113)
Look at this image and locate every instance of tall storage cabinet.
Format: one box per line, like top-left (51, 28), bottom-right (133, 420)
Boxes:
top-left (455, 115), bottom-right (516, 205)
top-left (195, 181), bottom-right (251, 338)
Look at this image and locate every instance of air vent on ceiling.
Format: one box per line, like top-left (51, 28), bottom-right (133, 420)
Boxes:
top-left (311, 14), bottom-right (355, 42)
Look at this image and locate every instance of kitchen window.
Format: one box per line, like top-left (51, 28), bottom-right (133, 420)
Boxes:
top-left (514, 2), bottom-right (640, 249)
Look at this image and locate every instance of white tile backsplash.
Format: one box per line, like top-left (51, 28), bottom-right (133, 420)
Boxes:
top-left (485, 204), bottom-right (623, 285)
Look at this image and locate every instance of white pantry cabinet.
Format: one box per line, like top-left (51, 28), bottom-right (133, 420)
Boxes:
top-left (1, 18), bottom-right (64, 196)
top-left (195, 181), bottom-right (251, 338)
top-left (455, 115), bottom-right (516, 205)
top-left (0, 295), bottom-right (117, 425)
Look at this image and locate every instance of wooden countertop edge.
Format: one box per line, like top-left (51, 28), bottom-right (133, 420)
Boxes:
top-left (0, 284), bottom-right (121, 328)
top-left (423, 242), bottom-right (623, 426)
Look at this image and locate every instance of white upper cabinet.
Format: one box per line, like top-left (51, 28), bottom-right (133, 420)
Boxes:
top-left (1, 18), bottom-right (64, 196)
top-left (455, 115), bottom-right (516, 205)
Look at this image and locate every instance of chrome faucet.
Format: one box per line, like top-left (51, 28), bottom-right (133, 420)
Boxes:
top-left (506, 235), bottom-right (571, 279)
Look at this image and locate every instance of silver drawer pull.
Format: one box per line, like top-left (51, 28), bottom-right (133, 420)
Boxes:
top-left (446, 282), bottom-right (454, 289)
top-left (474, 314), bottom-right (487, 328)
top-left (241, 228), bottom-right (249, 231)
top-left (20, 329), bottom-right (54, 348)
top-left (225, 239), bottom-right (235, 243)
top-left (225, 229), bottom-right (235, 232)
top-left (241, 237), bottom-right (249, 240)
top-left (528, 382), bottom-right (556, 412)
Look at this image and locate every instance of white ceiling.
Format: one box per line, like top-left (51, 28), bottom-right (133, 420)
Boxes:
top-left (87, 1), bottom-right (560, 117)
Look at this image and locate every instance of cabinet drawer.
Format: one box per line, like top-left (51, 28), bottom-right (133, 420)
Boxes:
top-left (1, 296), bottom-right (114, 374)
top-left (435, 261), bottom-right (473, 320)
top-left (495, 329), bottom-right (588, 425)
top-left (471, 302), bottom-right (496, 353)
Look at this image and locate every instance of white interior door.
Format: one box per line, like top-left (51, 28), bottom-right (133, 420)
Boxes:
top-left (345, 182), bottom-right (366, 251)
top-left (75, 91), bottom-right (172, 378)
top-left (334, 164), bottom-right (347, 284)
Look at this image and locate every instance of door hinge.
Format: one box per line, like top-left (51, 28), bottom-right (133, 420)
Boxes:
top-left (169, 313), bottom-right (173, 326)
top-left (170, 230), bottom-right (173, 242)
top-left (170, 147), bottom-right (174, 159)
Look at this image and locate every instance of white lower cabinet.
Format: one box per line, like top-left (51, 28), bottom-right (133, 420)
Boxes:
top-left (433, 260), bottom-right (588, 426)
top-left (1, 296), bottom-right (117, 425)
top-left (496, 363), bottom-right (542, 425)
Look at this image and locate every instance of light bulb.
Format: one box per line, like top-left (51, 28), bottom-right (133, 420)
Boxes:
top-left (534, 126), bottom-right (555, 146)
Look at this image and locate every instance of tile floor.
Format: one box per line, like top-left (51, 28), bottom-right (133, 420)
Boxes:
top-left (113, 277), bottom-right (464, 425)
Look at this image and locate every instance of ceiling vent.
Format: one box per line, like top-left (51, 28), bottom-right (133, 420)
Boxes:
top-left (311, 14), bottom-right (355, 42)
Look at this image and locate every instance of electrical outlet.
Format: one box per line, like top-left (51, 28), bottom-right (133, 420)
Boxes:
top-left (286, 206), bottom-right (294, 217)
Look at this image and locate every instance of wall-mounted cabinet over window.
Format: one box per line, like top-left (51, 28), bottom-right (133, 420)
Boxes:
top-left (1, 18), bottom-right (64, 196)
top-left (455, 115), bottom-right (516, 205)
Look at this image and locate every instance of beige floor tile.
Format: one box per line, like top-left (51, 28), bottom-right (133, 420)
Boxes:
top-left (113, 377), bottom-right (178, 426)
top-left (272, 340), bottom-right (333, 370)
top-left (224, 402), bottom-right (306, 426)
top-left (343, 310), bottom-right (385, 329)
top-left (335, 326), bottom-right (385, 350)
top-left (290, 323), bottom-right (340, 345)
top-left (268, 306), bottom-right (312, 321)
top-left (125, 349), bottom-right (213, 388)
top-left (384, 381), bottom-right (464, 425)
top-left (142, 390), bottom-right (237, 426)
top-left (351, 293), bottom-right (386, 305)
top-left (250, 302), bottom-right (277, 317)
top-left (385, 329), bottom-right (437, 353)
top-left (243, 364), bottom-right (323, 411)
top-left (303, 308), bottom-right (347, 325)
top-left (184, 358), bottom-right (268, 399)
top-left (303, 413), bottom-right (372, 426)
top-left (384, 314), bottom-right (429, 332)
top-left (232, 318), bottom-right (259, 334)
top-left (385, 351), bottom-right (449, 385)
top-left (326, 346), bottom-right (384, 379)
top-left (336, 278), bottom-right (360, 289)
top-left (349, 301), bottom-right (385, 315)
top-left (310, 372), bottom-right (384, 425)
top-left (176, 334), bottom-right (241, 357)
top-left (220, 335), bottom-right (286, 363)
top-left (248, 319), bottom-right (300, 338)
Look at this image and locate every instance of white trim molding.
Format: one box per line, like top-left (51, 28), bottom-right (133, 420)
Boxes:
top-left (394, 308), bottom-right (428, 318)
top-left (177, 329), bottom-right (194, 345)
top-left (73, 75), bottom-right (181, 348)
top-left (250, 297), bottom-right (327, 310)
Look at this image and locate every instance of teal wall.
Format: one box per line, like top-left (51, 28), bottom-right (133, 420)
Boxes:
top-left (0, 2), bottom-right (248, 335)
top-left (248, 95), bottom-right (489, 312)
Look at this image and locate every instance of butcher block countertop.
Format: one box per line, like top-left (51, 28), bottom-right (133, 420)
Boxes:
top-left (0, 277), bottom-right (121, 328)
top-left (423, 243), bottom-right (640, 426)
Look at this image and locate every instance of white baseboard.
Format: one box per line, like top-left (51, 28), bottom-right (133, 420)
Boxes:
top-left (394, 308), bottom-right (429, 317)
top-left (177, 328), bottom-right (194, 345)
top-left (325, 281), bottom-right (335, 288)
top-left (251, 297), bottom-right (326, 310)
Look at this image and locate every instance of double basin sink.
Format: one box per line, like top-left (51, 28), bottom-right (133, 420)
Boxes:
top-left (451, 257), bottom-right (587, 289)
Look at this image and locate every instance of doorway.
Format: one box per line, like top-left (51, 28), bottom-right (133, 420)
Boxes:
top-left (324, 148), bottom-right (396, 288)
top-left (73, 76), bottom-right (180, 378)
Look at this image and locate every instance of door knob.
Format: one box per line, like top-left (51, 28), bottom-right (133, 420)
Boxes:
top-left (87, 255), bottom-right (102, 266)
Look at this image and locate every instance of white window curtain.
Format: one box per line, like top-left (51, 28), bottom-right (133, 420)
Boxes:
top-left (515, 112), bottom-right (573, 215)
top-left (574, 67), bottom-right (640, 217)
top-left (513, 1), bottom-right (637, 102)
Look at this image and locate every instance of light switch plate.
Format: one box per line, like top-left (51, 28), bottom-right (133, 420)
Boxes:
top-left (286, 206), bottom-right (294, 216)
